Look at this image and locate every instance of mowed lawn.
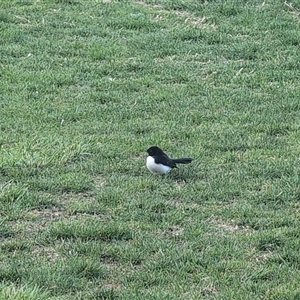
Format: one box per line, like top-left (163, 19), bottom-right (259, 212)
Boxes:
top-left (1, 0), bottom-right (300, 299)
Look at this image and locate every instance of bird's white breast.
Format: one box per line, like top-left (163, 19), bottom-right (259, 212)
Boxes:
top-left (146, 156), bottom-right (171, 174)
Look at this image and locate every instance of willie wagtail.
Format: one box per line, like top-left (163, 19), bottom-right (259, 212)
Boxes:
top-left (146, 146), bottom-right (193, 174)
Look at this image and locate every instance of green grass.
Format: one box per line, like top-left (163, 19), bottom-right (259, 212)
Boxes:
top-left (1, 0), bottom-right (300, 299)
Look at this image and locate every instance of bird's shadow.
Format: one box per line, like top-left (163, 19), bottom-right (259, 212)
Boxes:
top-left (163, 164), bottom-right (199, 182)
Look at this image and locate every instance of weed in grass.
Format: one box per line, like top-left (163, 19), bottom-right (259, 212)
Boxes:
top-left (0, 283), bottom-right (49, 300)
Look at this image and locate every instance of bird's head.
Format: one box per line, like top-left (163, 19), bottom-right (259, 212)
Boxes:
top-left (146, 146), bottom-right (163, 156)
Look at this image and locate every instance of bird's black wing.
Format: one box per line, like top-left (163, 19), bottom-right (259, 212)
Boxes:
top-left (154, 154), bottom-right (177, 168)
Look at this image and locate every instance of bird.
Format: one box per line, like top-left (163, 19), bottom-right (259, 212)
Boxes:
top-left (146, 146), bottom-right (193, 175)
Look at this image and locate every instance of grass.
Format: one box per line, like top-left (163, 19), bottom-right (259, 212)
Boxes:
top-left (1, 0), bottom-right (300, 299)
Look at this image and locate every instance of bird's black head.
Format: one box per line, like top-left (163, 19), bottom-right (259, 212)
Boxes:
top-left (146, 146), bottom-right (163, 156)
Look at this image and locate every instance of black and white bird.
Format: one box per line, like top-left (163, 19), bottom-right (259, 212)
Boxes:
top-left (146, 146), bottom-right (193, 175)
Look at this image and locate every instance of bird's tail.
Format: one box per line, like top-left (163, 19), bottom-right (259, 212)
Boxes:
top-left (172, 158), bottom-right (193, 164)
